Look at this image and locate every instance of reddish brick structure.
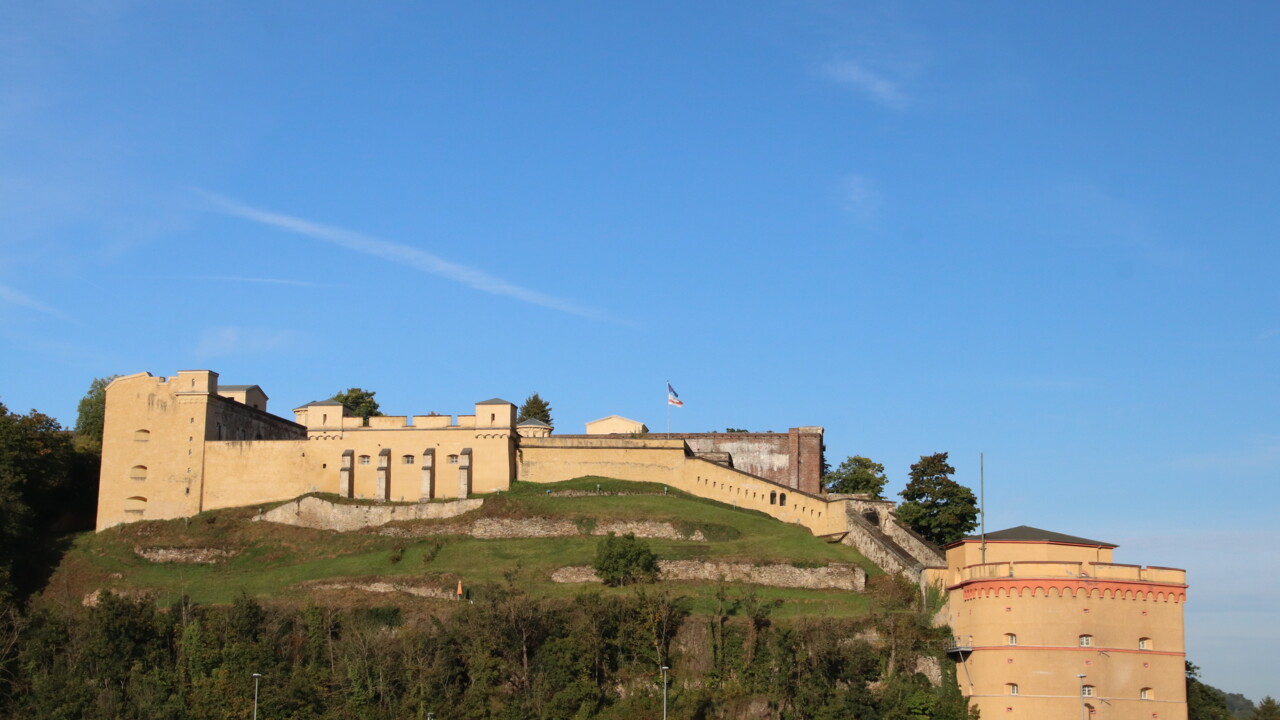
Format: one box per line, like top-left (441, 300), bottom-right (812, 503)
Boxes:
top-left (653, 427), bottom-right (825, 494)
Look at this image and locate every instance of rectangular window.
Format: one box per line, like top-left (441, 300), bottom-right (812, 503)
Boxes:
top-left (359, 455), bottom-right (370, 465)
top-left (1079, 635), bottom-right (1093, 647)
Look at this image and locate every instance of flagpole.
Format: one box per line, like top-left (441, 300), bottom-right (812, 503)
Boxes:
top-left (666, 380), bottom-right (670, 438)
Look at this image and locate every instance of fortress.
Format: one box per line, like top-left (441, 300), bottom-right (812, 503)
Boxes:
top-left (96, 369), bottom-right (1188, 719)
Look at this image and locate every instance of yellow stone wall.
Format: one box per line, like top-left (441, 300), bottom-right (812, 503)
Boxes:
top-left (583, 415), bottom-right (648, 434)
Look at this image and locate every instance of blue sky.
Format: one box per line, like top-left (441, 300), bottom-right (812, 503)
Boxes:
top-left (2, 1), bottom-right (1277, 700)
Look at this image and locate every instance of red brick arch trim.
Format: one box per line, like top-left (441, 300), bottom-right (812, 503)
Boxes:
top-left (957, 579), bottom-right (1187, 603)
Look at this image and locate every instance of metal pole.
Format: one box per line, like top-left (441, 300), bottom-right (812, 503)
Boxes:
top-left (1077, 673), bottom-right (1087, 720)
top-left (662, 665), bottom-right (670, 720)
top-left (252, 673), bottom-right (262, 720)
top-left (980, 453), bottom-right (986, 564)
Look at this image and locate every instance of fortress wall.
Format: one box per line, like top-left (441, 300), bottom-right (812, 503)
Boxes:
top-left (206, 394), bottom-right (307, 442)
top-left (202, 439), bottom-right (324, 511)
top-left (98, 372), bottom-right (209, 529)
top-left (517, 438), bottom-right (849, 536)
top-left (295, 429), bottom-right (515, 501)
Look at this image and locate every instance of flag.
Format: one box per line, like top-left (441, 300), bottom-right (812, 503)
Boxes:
top-left (667, 383), bottom-right (684, 407)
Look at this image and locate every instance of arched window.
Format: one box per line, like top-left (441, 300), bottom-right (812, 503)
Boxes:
top-left (402, 455), bottom-right (415, 464)
top-left (125, 496), bottom-right (147, 514)
top-left (1140, 687), bottom-right (1153, 700)
top-left (1007, 683), bottom-right (1019, 695)
top-left (1138, 637), bottom-right (1151, 650)
top-left (779, 493), bottom-right (787, 506)
top-left (1081, 685), bottom-right (1095, 697)
top-left (769, 491), bottom-right (777, 505)
top-left (359, 455), bottom-right (370, 465)
top-left (1005, 633), bottom-right (1017, 646)
top-left (448, 454), bottom-right (459, 464)
top-left (129, 465), bottom-right (147, 481)
top-left (133, 429), bottom-right (150, 442)
top-left (1079, 634), bottom-right (1093, 647)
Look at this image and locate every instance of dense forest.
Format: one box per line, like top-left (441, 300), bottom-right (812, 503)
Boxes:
top-left (0, 578), bottom-right (973, 720)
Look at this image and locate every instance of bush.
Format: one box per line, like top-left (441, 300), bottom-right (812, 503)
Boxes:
top-left (593, 532), bottom-right (659, 587)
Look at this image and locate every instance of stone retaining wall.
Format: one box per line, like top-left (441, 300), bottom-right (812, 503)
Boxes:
top-left (552, 560), bottom-right (865, 591)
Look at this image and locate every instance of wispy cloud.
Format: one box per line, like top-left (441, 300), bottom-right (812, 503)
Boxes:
top-left (0, 282), bottom-right (73, 322)
top-left (1257, 328), bottom-right (1280, 342)
top-left (206, 276), bottom-right (344, 289)
top-left (823, 60), bottom-right (909, 110)
top-left (198, 191), bottom-right (606, 320)
top-left (841, 174), bottom-right (882, 219)
top-left (196, 326), bottom-right (303, 357)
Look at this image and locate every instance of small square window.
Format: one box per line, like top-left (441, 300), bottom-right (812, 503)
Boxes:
top-left (403, 455), bottom-right (415, 464)
top-left (1079, 635), bottom-right (1093, 647)
top-left (359, 455), bottom-right (370, 465)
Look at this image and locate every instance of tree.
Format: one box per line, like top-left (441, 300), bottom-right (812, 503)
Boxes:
top-left (1186, 661), bottom-right (1234, 720)
top-left (1252, 697), bottom-right (1280, 720)
top-left (592, 532), bottom-right (658, 587)
top-left (0, 402), bottom-right (80, 600)
top-left (823, 455), bottom-right (888, 498)
top-left (894, 452), bottom-right (978, 547)
top-left (331, 388), bottom-right (382, 425)
top-left (518, 393), bottom-right (553, 426)
top-left (73, 375), bottom-right (119, 453)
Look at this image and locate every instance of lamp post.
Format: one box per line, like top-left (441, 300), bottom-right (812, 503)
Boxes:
top-left (1076, 673), bottom-right (1087, 720)
top-left (661, 665), bottom-right (670, 720)
top-left (252, 672), bottom-right (262, 720)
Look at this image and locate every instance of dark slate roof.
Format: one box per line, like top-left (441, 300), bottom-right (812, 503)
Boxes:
top-left (295, 399), bottom-right (345, 408)
top-left (964, 525), bottom-right (1115, 548)
top-left (219, 384), bottom-right (261, 392)
top-left (476, 398), bottom-right (513, 405)
top-left (517, 418), bottom-right (551, 427)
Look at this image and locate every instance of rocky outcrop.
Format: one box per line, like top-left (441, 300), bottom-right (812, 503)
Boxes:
top-left (552, 560), bottom-right (865, 591)
top-left (307, 580), bottom-right (456, 599)
top-left (134, 547), bottom-right (236, 564)
top-left (255, 495), bottom-right (484, 532)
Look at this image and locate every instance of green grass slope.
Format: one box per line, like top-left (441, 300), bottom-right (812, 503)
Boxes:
top-left (43, 477), bottom-right (879, 619)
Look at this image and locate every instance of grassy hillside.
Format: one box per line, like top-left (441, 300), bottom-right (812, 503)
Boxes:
top-left (44, 477), bottom-right (879, 619)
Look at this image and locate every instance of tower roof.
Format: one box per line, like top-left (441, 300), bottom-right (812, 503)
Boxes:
top-left (956, 525), bottom-right (1116, 548)
top-left (476, 398), bottom-right (513, 405)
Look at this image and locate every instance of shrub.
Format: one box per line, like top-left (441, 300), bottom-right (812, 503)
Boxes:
top-left (593, 532), bottom-right (659, 587)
